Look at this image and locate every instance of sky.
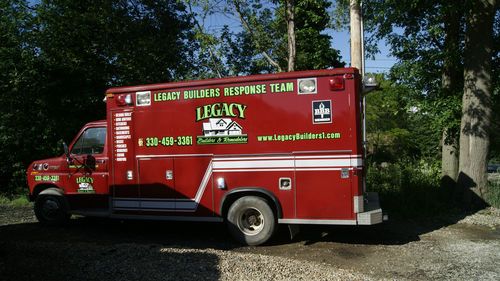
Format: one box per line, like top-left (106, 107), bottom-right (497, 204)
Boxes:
top-left (328, 29), bottom-right (397, 73)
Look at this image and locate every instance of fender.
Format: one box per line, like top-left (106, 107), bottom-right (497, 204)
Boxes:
top-left (31, 183), bottom-right (65, 200)
top-left (36, 187), bottom-right (70, 210)
top-left (220, 187), bottom-right (283, 219)
top-left (38, 187), bottom-right (65, 197)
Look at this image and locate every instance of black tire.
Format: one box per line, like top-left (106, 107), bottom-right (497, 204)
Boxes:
top-left (226, 196), bottom-right (276, 246)
top-left (34, 195), bottom-right (71, 226)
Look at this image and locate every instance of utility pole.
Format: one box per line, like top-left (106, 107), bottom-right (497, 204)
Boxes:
top-left (350, 0), bottom-right (363, 72)
top-left (350, 0), bottom-right (367, 194)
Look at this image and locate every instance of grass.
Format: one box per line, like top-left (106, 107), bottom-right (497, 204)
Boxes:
top-left (0, 195), bottom-right (31, 207)
top-left (485, 179), bottom-right (500, 208)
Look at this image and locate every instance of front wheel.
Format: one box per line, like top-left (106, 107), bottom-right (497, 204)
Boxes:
top-left (226, 196), bottom-right (276, 246)
top-left (34, 195), bottom-right (71, 226)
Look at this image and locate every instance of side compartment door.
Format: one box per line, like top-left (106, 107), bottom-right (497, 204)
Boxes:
top-left (138, 157), bottom-right (176, 212)
top-left (295, 154), bottom-right (353, 220)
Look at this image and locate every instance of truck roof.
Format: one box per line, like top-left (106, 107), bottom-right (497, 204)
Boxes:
top-left (87, 120), bottom-right (106, 126)
top-left (106, 68), bottom-right (358, 94)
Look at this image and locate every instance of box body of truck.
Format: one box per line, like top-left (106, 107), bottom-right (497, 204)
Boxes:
top-left (27, 69), bottom-right (382, 245)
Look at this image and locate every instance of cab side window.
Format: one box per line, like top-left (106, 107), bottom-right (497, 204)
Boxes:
top-left (71, 127), bottom-right (106, 155)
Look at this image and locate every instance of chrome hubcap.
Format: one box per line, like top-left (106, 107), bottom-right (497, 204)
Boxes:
top-left (238, 208), bottom-right (264, 236)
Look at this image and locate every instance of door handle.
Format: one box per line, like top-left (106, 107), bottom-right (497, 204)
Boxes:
top-left (96, 159), bottom-right (106, 164)
top-left (166, 170), bottom-right (173, 180)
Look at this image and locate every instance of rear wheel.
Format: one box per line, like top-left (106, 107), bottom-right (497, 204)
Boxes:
top-left (227, 196), bottom-right (276, 246)
top-left (34, 195), bottom-right (71, 226)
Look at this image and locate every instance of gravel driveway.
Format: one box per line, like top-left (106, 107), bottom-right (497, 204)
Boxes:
top-left (0, 205), bottom-right (499, 281)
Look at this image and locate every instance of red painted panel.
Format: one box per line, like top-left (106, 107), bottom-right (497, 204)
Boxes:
top-left (123, 72), bottom-right (361, 158)
top-left (173, 157), bottom-right (211, 199)
top-left (295, 169), bottom-right (352, 219)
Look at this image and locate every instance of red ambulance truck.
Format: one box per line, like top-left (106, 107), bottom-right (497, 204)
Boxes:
top-left (27, 69), bottom-right (383, 245)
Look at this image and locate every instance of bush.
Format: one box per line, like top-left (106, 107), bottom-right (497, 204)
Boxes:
top-left (367, 158), bottom-right (456, 218)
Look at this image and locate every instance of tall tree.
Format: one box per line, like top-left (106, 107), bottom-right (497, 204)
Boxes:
top-left (457, 0), bottom-right (497, 201)
top-left (360, 0), bottom-right (465, 182)
top-left (0, 0), bottom-right (38, 194)
top-left (0, 0), bottom-right (197, 195)
top-left (285, 0), bottom-right (295, 71)
top-left (441, 0), bottom-right (464, 184)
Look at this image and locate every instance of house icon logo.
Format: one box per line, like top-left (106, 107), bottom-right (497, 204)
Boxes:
top-left (198, 118), bottom-right (248, 145)
top-left (203, 118), bottom-right (243, 136)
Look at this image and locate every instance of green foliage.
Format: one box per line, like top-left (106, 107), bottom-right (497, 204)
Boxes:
top-left (366, 75), bottom-right (441, 162)
top-left (0, 0), bottom-right (196, 196)
top-left (367, 158), bottom-right (455, 218)
top-left (365, 75), bottom-right (457, 217)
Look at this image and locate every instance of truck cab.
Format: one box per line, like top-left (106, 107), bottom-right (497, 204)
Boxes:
top-left (27, 120), bottom-right (109, 223)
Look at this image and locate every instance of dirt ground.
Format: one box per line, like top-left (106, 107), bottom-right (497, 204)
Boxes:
top-left (0, 205), bottom-right (499, 280)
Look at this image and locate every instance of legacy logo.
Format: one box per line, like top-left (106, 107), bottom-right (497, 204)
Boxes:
top-left (76, 176), bottom-right (95, 193)
top-left (312, 100), bottom-right (332, 124)
top-left (197, 118), bottom-right (248, 145)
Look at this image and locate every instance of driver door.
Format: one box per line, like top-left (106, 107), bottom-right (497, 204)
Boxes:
top-left (67, 126), bottom-right (109, 205)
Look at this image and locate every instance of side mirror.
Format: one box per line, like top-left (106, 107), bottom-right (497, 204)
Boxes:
top-left (63, 142), bottom-right (71, 162)
top-left (85, 154), bottom-right (96, 171)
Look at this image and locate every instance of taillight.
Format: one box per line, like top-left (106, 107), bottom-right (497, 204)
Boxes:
top-left (329, 77), bottom-right (344, 91)
top-left (116, 94), bottom-right (132, 106)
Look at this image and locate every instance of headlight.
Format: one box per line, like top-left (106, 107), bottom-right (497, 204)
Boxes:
top-left (32, 163), bottom-right (43, 170)
top-left (136, 91), bottom-right (151, 106)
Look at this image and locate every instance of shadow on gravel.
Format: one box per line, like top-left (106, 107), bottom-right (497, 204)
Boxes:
top-left (0, 218), bottom-right (228, 281)
top-left (276, 217), bottom-right (464, 246)
top-left (0, 240), bottom-right (221, 281)
top-left (0, 207), bottom-right (481, 249)
top-left (0, 217), bottom-right (238, 248)
top-left (0, 204), bottom-right (486, 281)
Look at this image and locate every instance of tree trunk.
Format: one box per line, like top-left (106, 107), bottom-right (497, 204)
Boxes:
top-left (349, 0), bottom-right (362, 71)
top-left (440, 1), bottom-right (462, 184)
top-left (458, 0), bottom-right (496, 205)
top-left (442, 129), bottom-right (459, 181)
top-left (285, 0), bottom-right (296, 72)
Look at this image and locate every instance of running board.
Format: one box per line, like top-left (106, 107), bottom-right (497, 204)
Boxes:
top-left (70, 209), bottom-right (111, 217)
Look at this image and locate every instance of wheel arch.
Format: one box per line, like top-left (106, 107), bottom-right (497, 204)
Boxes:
top-left (220, 187), bottom-right (283, 219)
top-left (32, 183), bottom-right (64, 199)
